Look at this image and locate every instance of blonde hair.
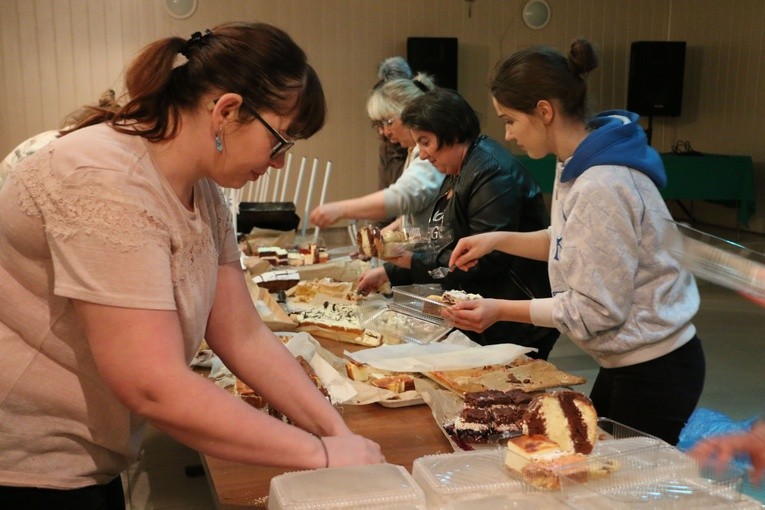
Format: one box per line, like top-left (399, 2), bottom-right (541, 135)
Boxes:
top-left (366, 72), bottom-right (435, 121)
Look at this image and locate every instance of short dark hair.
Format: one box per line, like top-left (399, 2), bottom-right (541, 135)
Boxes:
top-left (400, 88), bottom-right (480, 148)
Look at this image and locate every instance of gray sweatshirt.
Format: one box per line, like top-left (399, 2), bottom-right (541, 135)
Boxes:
top-left (530, 161), bottom-right (699, 368)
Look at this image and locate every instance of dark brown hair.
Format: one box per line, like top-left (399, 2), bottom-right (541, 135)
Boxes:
top-left (67, 22), bottom-right (325, 142)
top-left (400, 88), bottom-right (480, 149)
top-left (59, 89), bottom-right (122, 135)
top-left (490, 39), bottom-right (598, 121)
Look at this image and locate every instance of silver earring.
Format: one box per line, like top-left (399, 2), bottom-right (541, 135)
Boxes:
top-left (215, 133), bottom-right (224, 153)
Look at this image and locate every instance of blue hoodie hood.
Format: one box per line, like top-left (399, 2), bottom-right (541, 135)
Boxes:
top-left (560, 110), bottom-right (666, 188)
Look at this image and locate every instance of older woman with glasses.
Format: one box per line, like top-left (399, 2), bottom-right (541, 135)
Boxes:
top-left (356, 88), bottom-right (559, 358)
top-left (309, 73), bottom-right (444, 231)
top-left (0, 22), bottom-right (383, 510)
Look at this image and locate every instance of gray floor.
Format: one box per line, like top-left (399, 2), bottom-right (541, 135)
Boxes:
top-left (124, 226), bottom-right (765, 509)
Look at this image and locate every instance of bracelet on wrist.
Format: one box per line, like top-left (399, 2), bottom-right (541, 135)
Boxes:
top-left (316, 435), bottom-right (329, 468)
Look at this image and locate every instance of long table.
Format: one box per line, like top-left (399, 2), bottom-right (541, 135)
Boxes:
top-left (199, 337), bottom-right (453, 509)
top-left (518, 153), bottom-right (756, 225)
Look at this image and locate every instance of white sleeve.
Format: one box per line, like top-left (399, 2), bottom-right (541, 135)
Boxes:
top-left (529, 297), bottom-right (556, 327)
top-left (382, 148), bottom-right (444, 217)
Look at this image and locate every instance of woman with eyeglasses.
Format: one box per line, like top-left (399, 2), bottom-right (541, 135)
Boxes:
top-left (309, 73), bottom-right (444, 231)
top-left (0, 22), bottom-right (382, 509)
top-left (356, 88), bottom-right (559, 358)
top-left (373, 56), bottom-right (413, 193)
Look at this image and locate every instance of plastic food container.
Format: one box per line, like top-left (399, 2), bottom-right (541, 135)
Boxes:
top-left (559, 451), bottom-right (757, 509)
top-left (391, 284), bottom-right (450, 324)
top-left (267, 464), bottom-right (426, 509)
top-left (444, 493), bottom-right (568, 509)
top-left (504, 419), bottom-right (685, 493)
top-left (549, 419), bottom-right (760, 508)
top-left (666, 221), bottom-right (765, 299)
top-left (412, 449), bottom-right (523, 509)
top-left (358, 291), bottom-right (452, 345)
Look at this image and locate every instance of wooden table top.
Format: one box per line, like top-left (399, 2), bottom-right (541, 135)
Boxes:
top-left (200, 336), bottom-right (454, 510)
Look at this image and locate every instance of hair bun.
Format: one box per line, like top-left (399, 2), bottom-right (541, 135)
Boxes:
top-left (567, 39), bottom-right (598, 76)
top-left (378, 56), bottom-right (413, 81)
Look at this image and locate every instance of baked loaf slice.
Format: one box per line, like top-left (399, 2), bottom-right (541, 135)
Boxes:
top-left (357, 226), bottom-right (408, 259)
top-left (235, 355), bottom-right (328, 418)
top-left (523, 390), bottom-right (598, 455)
top-left (288, 301), bottom-right (366, 344)
top-left (504, 434), bottom-right (588, 490)
top-left (370, 374), bottom-right (416, 393)
top-left (422, 289), bottom-right (483, 316)
top-left (252, 270), bottom-right (300, 292)
top-left (285, 278), bottom-right (358, 303)
top-left (345, 359), bottom-right (416, 394)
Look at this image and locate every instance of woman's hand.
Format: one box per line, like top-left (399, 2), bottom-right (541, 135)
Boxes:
top-left (448, 232), bottom-right (504, 271)
top-left (321, 434), bottom-right (385, 467)
top-left (309, 203), bottom-right (344, 228)
top-left (689, 420), bottom-right (765, 486)
top-left (380, 217), bottom-right (402, 234)
top-left (356, 267), bottom-right (389, 295)
top-left (441, 298), bottom-right (504, 333)
top-left (383, 248), bottom-right (411, 268)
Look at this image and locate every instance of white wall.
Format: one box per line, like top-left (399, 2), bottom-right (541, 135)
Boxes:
top-left (2, 0), bottom-right (764, 232)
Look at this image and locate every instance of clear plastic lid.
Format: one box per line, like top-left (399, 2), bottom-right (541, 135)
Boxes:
top-left (391, 284), bottom-right (450, 324)
top-left (358, 292), bottom-right (451, 345)
top-left (444, 493), bottom-right (566, 510)
top-left (666, 221), bottom-right (765, 299)
top-left (413, 449), bottom-right (523, 495)
top-left (268, 464), bottom-right (426, 510)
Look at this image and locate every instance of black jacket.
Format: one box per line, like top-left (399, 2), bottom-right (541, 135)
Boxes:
top-left (385, 135), bottom-right (558, 356)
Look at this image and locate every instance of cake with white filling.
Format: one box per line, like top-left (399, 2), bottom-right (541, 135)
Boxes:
top-left (444, 389), bottom-right (538, 443)
top-left (523, 390), bottom-right (598, 455)
top-left (357, 226), bottom-right (408, 258)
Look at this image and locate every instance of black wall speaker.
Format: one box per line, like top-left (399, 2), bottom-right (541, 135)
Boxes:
top-left (407, 37), bottom-right (458, 91)
top-left (627, 41), bottom-right (686, 117)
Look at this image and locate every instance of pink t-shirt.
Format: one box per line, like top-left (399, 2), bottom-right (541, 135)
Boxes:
top-left (0, 123), bottom-right (240, 488)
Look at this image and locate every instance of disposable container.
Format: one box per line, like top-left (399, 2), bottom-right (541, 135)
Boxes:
top-left (554, 420), bottom-right (759, 508)
top-left (504, 418), bottom-right (685, 493)
top-left (560, 453), bottom-right (759, 509)
top-left (391, 283), bottom-right (450, 324)
top-left (666, 221), bottom-right (765, 299)
top-left (444, 493), bottom-right (568, 510)
top-left (267, 464), bottom-right (426, 510)
top-left (358, 290), bottom-right (451, 344)
top-left (412, 449), bottom-right (523, 509)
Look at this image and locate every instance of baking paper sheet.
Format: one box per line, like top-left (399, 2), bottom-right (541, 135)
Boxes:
top-left (345, 330), bottom-right (534, 372)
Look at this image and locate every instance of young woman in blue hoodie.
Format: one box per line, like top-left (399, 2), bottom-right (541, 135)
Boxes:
top-left (443, 39), bottom-right (705, 445)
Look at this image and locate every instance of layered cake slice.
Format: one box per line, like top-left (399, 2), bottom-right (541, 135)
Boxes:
top-left (523, 390), bottom-right (598, 455)
top-left (356, 226), bottom-right (408, 258)
top-left (445, 389), bottom-right (538, 443)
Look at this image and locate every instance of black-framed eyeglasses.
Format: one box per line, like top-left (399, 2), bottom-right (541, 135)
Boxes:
top-left (210, 97), bottom-right (295, 158)
top-left (251, 109), bottom-right (295, 158)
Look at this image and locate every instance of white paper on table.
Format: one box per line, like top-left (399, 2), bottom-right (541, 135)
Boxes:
top-left (345, 333), bottom-right (535, 373)
top-left (285, 332), bottom-right (358, 404)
